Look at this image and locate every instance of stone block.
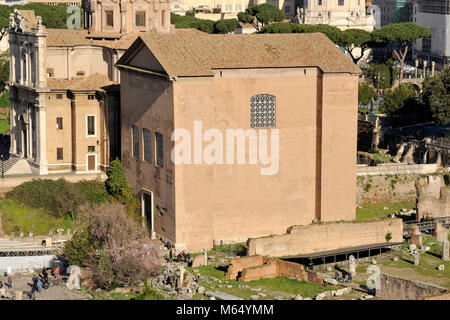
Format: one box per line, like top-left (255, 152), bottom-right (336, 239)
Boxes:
top-left (14, 291), bottom-right (22, 300)
top-left (410, 234), bottom-right (422, 247)
top-left (434, 222), bottom-right (449, 243)
top-left (191, 254), bottom-right (207, 268)
top-left (323, 277), bottom-right (337, 285)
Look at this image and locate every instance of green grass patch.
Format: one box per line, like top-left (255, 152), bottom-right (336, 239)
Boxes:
top-left (0, 198), bottom-right (73, 235)
top-left (380, 254), bottom-right (450, 288)
top-left (0, 118), bottom-right (8, 134)
top-left (356, 201), bottom-right (415, 222)
top-left (188, 264), bottom-right (338, 300)
top-left (246, 277), bottom-right (333, 298)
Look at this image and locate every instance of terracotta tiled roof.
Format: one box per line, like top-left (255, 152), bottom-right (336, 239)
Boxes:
top-left (45, 29), bottom-right (139, 49)
top-left (174, 28), bottom-right (207, 35)
top-left (17, 10), bottom-right (38, 31)
top-left (45, 28), bottom-right (204, 49)
top-left (47, 74), bottom-right (113, 91)
top-left (138, 33), bottom-right (362, 77)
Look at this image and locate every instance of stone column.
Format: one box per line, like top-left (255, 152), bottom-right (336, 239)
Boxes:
top-left (443, 240), bottom-right (449, 261)
top-left (27, 49), bottom-right (32, 87)
top-left (26, 105), bottom-right (32, 159)
top-left (423, 60), bottom-right (427, 77)
top-left (36, 103), bottom-right (48, 175)
top-left (409, 225), bottom-right (422, 246)
top-left (98, 3), bottom-right (102, 32)
top-left (415, 59), bottom-right (418, 78)
top-left (9, 44), bottom-right (15, 84)
top-left (120, 0), bottom-right (127, 33)
top-left (19, 51), bottom-right (24, 85)
top-left (431, 61), bottom-right (435, 77)
top-left (433, 221), bottom-right (449, 243)
top-left (36, 36), bottom-right (46, 88)
top-left (9, 99), bottom-right (16, 154)
top-left (348, 255), bottom-right (357, 275)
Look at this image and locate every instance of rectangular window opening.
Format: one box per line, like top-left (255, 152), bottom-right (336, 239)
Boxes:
top-left (56, 117), bottom-right (63, 130)
top-left (105, 10), bottom-right (114, 27)
top-left (156, 132), bottom-right (164, 167)
top-left (136, 11), bottom-right (146, 27)
top-left (132, 125), bottom-right (140, 159)
top-left (87, 115), bottom-right (96, 136)
top-left (143, 128), bottom-right (152, 163)
top-left (57, 148), bottom-right (63, 160)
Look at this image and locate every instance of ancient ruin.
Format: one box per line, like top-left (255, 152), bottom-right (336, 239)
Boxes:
top-left (409, 225), bottom-right (422, 247)
top-left (226, 256), bottom-right (323, 284)
top-left (416, 175), bottom-right (450, 220)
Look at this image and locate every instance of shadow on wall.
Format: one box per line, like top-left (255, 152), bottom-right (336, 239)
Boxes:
top-left (0, 133), bottom-right (10, 160)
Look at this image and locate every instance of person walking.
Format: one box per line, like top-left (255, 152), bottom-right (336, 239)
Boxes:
top-left (6, 275), bottom-right (12, 289)
top-left (37, 278), bottom-right (43, 293)
top-left (54, 266), bottom-right (60, 285)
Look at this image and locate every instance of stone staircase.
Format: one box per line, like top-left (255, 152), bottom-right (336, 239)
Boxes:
top-left (1, 156), bottom-right (19, 174)
top-left (2, 156), bottom-right (33, 176)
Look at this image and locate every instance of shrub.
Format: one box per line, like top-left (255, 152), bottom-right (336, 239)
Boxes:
top-left (63, 202), bottom-right (162, 289)
top-left (74, 180), bottom-right (112, 205)
top-left (134, 283), bottom-right (165, 300)
top-left (385, 231), bottom-right (392, 242)
top-left (358, 83), bottom-right (377, 106)
top-left (6, 179), bottom-right (69, 215)
top-left (62, 229), bottom-right (93, 266)
top-left (5, 178), bottom-right (111, 218)
top-left (106, 159), bottom-right (132, 202)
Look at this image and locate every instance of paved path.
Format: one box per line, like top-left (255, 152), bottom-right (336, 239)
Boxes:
top-left (1, 274), bottom-right (91, 300)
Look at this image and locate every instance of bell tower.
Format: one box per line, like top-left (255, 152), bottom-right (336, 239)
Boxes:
top-left (82, 0), bottom-right (173, 34)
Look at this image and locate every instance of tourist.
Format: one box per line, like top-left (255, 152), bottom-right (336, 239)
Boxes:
top-left (42, 267), bottom-right (48, 279)
top-left (348, 273), bottom-right (353, 283)
top-left (54, 266), bottom-right (60, 285)
top-left (334, 271), bottom-right (339, 281)
top-left (37, 278), bottom-right (43, 293)
top-left (168, 246), bottom-right (173, 262)
top-left (6, 275), bottom-right (12, 289)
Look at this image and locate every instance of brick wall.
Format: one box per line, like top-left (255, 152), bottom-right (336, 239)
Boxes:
top-left (225, 255), bottom-right (267, 280)
top-left (239, 262), bottom-right (278, 282)
top-left (247, 219), bottom-right (403, 257)
top-left (226, 256), bottom-right (323, 285)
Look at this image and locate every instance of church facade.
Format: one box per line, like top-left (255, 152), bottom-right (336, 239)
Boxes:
top-left (8, 0), bottom-right (172, 175)
top-left (295, 0), bottom-right (375, 31)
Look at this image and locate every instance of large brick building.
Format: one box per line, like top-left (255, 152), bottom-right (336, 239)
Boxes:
top-left (117, 32), bottom-right (361, 251)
